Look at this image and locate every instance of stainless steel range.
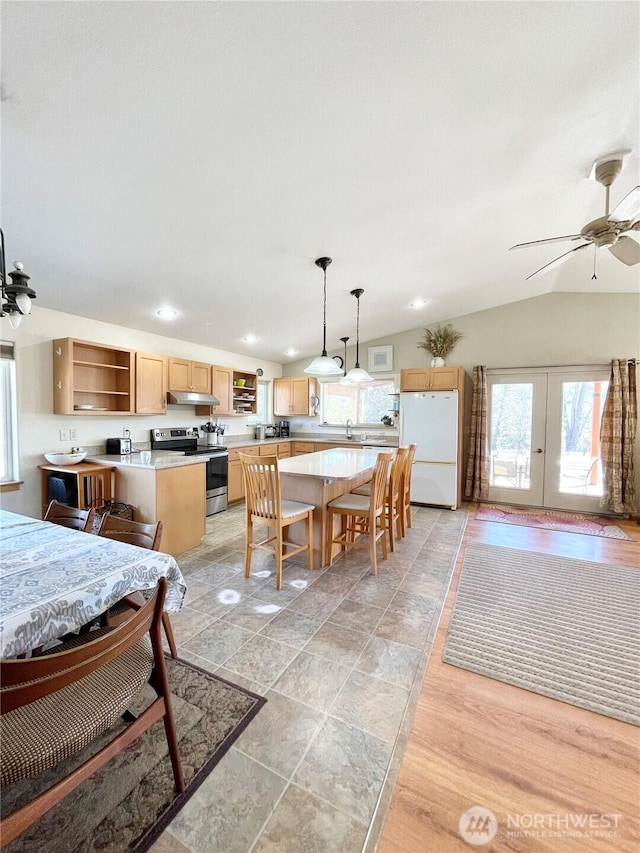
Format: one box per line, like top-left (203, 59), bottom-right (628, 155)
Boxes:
top-left (150, 427), bottom-right (228, 516)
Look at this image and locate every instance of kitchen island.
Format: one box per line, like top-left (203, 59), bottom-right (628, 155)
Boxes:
top-left (89, 452), bottom-right (206, 556)
top-left (278, 447), bottom-right (390, 569)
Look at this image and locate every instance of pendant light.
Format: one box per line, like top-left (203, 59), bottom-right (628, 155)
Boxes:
top-left (1, 229), bottom-right (37, 330)
top-left (342, 288), bottom-right (373, 383)
top-left (304, 257), bottom-right (344, 377)
top-left (339, 336), bottom-right (349, 375)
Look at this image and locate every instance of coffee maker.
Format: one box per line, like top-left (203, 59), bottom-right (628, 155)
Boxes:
top-left (279, 420), bottom-right (290, 437)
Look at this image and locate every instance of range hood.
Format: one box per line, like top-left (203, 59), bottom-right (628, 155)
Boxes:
top-left (167, 390), bottom-right (221, 406)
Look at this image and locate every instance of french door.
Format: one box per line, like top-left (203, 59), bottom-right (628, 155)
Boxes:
top-left (487, 367), bottom-right (609, 512)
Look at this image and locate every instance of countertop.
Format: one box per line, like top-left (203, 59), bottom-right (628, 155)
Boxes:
top-left (277, 447), bottom-right (389, 480)
top-left (88, 452), bottom-right (209, 470)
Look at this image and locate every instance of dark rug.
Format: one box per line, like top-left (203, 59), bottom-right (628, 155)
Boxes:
top-left (2, 658), bottom-right (266, 852)
top-left (442, 544), bottom-right (640, 726)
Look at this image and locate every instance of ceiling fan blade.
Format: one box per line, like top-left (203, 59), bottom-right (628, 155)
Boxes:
top-left (509, 234), bottom-right (585, 250)
top-left (525, 243), bottom-right (590, 281)
top-left (608, 186), bottom-right (640, 224)
top-left (609, 236), bottom-right (640, 266)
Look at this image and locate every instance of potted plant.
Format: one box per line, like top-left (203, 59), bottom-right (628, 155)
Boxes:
top-left (417, 323), bottom-right (463, 366)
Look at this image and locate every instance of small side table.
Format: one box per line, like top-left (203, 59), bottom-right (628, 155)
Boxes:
top-left (40, 463), bottom-right (115, 516)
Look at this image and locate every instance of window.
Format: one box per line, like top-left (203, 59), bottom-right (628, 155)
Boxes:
top-left (255, 380), bottom-right (269, 423)
top-left (322, 376), bottom-right (398, 425)
top-left (1, 342), bottom-right (19, 484)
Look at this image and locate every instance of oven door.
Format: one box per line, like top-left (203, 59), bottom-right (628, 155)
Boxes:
top-left (205, 453), bottom-right (228, 515)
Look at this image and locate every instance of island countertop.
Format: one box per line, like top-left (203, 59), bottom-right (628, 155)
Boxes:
top-left (278, 447), bottom-right (391, 480)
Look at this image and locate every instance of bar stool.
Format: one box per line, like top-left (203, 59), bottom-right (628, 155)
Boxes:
top-left (352, 447), bottom-right (408, 551)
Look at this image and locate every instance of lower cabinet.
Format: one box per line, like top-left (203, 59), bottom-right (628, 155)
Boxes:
top-left (293, 442), bottom-right (315, 456)
top-left (228, 460), bottom-right (244, 502)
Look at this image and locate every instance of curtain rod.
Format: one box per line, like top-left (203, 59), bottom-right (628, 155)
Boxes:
top-left (486, 360), bottom-right (636, 371)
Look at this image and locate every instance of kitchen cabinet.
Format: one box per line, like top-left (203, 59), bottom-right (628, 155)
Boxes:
top-left (315, 443), bottom-right (355, 451)
top-left (274, 377), bottom-right (317, 416)
top-left (232, 370), bottom-right (258, 416)
top-left (293, 442), bottom-right (315, 456)
top-left (168, 358), bottom-right (211, 394)
top-left (195, 365), bottom-right (233, 417)
top-left (228, 446), bottom-right (259, 502)
top-left (135, 351), bottom-right (167, 415)
top-left (53, 338), bottom-right (135, 415)
top-left (400, 366), bottom-right (464, 391)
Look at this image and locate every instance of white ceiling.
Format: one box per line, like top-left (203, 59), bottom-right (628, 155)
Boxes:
top-left (2, 2), bottom-right (639, 364)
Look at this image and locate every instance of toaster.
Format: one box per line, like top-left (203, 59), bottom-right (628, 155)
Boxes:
top-left (106, 437), bottom-right (132, 454)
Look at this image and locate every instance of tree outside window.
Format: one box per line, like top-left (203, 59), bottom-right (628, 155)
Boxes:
top-left (322, 377), bottom-right (397, 425)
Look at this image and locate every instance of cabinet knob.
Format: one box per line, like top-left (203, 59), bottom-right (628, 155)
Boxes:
top-left (57, 381), bottom-right (62, 390)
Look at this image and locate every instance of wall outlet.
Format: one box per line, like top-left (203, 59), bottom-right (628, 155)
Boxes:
top-left (59, 429), bottom-right (69, 441)
top-left (69, 429), bottom-right (78, 441)
top-left (123, 427), bottom-right (131, 438)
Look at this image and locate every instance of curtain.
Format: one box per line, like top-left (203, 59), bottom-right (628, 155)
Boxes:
top-left (464, 365), bottom-right (489, 501)
top-left (600, 359), bottom-right (637, 514)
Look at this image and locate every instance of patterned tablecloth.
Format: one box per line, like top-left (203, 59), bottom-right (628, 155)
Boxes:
top-left (0, 510), bottom-right (187, 659)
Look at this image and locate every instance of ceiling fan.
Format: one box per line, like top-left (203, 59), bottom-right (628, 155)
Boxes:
top-left (510, 155), bottom-right (640, 281)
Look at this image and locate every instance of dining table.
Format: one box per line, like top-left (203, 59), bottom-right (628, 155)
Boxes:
top-left (278, 447), bottom-right (393, 569)
top-left (0, 509), bottom-right (186, 659)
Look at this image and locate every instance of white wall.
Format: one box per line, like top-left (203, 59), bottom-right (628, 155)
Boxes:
top-left (1, 308), bottom-right (282, 517)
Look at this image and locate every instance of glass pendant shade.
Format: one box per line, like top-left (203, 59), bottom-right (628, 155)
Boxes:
top-left (304, 355), bottom-right (343, 376)
top-left (15, 292), bottom-right (32, 314)
top-left (341, 288), bottom-right (373, 383)
top-left (7, 311), bottom-right (22, 329)
top-left (304, 256), bottom-right (343, 377)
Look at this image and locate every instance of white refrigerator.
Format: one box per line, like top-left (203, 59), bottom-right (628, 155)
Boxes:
top-left (400, 390), bottom-right (459, 509)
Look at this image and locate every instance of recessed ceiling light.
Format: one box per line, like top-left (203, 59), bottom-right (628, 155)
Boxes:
top-left (284, 348), bottom-right (298, 357)
top-left (243, 335), bottom-right (258, 344)
top-left (409, 299), bottom-right (428, 309)
top-left (156, 307), bottom-right (178, 319)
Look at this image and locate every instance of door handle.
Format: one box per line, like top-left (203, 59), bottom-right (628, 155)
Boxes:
top-left (534, 448), bottom-right (544, 454)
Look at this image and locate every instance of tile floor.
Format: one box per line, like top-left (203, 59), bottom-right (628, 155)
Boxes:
top-left (152, 502), bottom-right (468, 853)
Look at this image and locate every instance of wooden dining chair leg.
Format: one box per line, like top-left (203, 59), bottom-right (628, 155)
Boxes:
top-left (162, 613), bottom-right (178, 659)
top-left (369, 512), bottom-right (378, 576)
top-left (275, 526), bottom-right (284, 591)
top-left (306, 512), bottom-right (314, 571)
top-left (149, 650), bottom-right (185, 794)
top-left (388, 506), bottom-right (396, 552)
top-left (245, 516), bottom-right (253, 578)
top-left (380, 514), bottom-right (388, 561)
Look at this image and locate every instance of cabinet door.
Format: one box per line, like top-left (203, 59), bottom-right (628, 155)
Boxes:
top-left (293, 442), bottom-right (315, 455)
top-left (274, 378), bottom-right (291, 416)
top-left (168, 358), bottom-right (191, 391)
top-left (228, 460), bottom-right (244, 501)
top-left (136, 352), bottom-right (167, 415)
top-left (291, 377), bottom-right (311, 415)
top-left (429, 367), bottom-right (460, 390)
top-left (401, 369), bottom-right (430, 391)
top-left (212, 366), bottom-right (233, 414)
top-left (192, 361), bottom-right (212, 394)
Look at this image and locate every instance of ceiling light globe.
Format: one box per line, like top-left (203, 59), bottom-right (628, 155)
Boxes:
top-left (15, 292), bottom-right (32, 314)
top-left (7, 312), bottom-right (22, 329)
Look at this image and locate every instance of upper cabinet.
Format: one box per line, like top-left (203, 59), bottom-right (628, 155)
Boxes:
top-left (53, 338), bottom-right (135, 415)
top-left (274, 377), bottom-right (317, 416)
top-left (195, 365), bottom-right (234, 417)
top-left (400, 366), bottom-right (464, 392)
top-left (168, 358), bottom-right (211, 394)
top-left (135, 351), bottom-right (167, 415)
top-left (232, 370), bottom-right (257, 416)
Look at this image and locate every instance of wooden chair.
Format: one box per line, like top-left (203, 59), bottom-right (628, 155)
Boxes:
top-left (43, 499), bottom-right (95, 532)
top-left (0, 578), bottom-right (184, 847)
top-left (325, 452), bottom-right (392, 575)
top-left (97, 515), bottom-right (177, 659)
top-left (352, 448), bottom-right (408, 551)
top-left (400, 443), bottom-right (417, 536)
top-left (239, 452), bottom-right (314, 590)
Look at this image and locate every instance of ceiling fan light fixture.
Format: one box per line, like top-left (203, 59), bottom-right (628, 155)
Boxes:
top-left (304, 256), bottom-right (343, 378)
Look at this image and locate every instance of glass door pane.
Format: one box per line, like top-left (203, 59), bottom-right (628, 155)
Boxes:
top-left (544, 372), bottom-right (609, 512)
top-left (487, 374), bottom-right (547, 506)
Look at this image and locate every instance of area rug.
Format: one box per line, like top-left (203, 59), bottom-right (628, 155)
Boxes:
top-left (442, 543), bottom-right (640, 725)
top-left (476, 503), bottom-right (632, 540)
top-left (2, 658), bottom-right (266, 852)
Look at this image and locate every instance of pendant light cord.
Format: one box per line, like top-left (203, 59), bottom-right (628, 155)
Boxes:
top-left (355, 295), bottom-right (361, 367)
top-left (321, 265), bottom-right (328, 356)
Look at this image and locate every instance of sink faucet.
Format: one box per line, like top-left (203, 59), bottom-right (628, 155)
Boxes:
top-left (346, 419), bottom-right (353, 439)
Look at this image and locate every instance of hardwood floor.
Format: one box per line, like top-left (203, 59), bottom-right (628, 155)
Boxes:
top-left (378, 507), bottom-right (640, 853)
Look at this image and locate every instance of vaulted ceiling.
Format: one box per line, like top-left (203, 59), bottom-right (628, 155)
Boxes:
top-left (2, 2), bottom-right (639, 363)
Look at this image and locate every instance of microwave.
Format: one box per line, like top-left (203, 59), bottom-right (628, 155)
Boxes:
top-left (106, 437), bottom-right (132, 454)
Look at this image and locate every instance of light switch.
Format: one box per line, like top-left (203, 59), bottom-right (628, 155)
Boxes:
top-left (59, 429), bottom-right (69, 441)
top-left (69, 429), bottom-right (78, 441)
